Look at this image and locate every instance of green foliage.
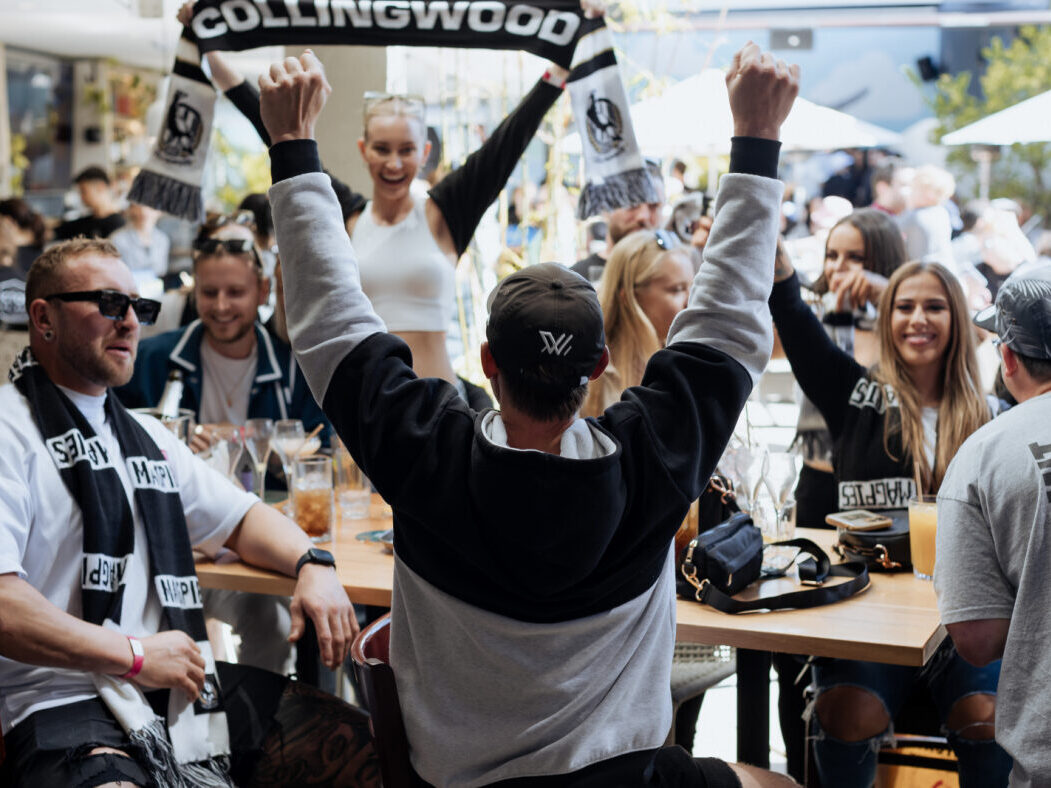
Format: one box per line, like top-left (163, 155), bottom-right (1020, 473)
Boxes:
top-left (916, 25), bottom-right (1051, 217)
top-left (207, 126), bottom-right (271, 214)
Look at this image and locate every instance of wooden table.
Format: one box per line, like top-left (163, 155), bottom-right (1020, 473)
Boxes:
top-left (673, 527), bottom-right (945, 767)
top-left (197, 508), bottom-right (946, 767)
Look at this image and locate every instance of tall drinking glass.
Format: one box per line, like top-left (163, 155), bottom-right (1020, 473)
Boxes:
top-left (273, 419), bottom-right (305, 513)
top-left (293, 456), bottom-right (334, 542)
top-left (244, 418), bottom-right (274, 500)
top-left (908, 495), bottom-right (938, 580)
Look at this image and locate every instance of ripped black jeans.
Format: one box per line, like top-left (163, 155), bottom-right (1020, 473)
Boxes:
top-left (0, 663), bottom-right (379, 788)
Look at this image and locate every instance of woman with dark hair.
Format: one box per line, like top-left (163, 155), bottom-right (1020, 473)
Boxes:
top-left (794, 208), bottom-right (907, 525)
top-left (0, 198), bottom-right (47, 278)
top-left (771, 250), bottom-right (1011, 787)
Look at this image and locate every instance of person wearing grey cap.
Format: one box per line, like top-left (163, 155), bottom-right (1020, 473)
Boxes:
top-left (260, 42), bottom-right (799, 787)
top-left (936, 260), bottom-right (1051, 788)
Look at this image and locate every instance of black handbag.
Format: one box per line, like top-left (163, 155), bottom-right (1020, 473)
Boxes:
top-left (678, 512), bottom-right (870, 614)
top-left (832, 510), bottom-right (911, 572)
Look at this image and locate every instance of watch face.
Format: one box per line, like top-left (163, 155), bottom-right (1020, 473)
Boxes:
top-left (308, 548), bottom-right (335, 565)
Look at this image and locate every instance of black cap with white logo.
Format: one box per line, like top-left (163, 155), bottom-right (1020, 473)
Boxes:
top-left (973, 260), bottom-right (1051, 361)
top-left (486, 263), bottom-right (605, 387)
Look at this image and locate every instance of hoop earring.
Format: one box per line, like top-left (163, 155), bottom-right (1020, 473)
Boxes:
top-left (43, 330), bottom-right (54, 341)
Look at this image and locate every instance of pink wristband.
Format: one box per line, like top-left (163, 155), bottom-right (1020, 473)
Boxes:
top-left (121, 636), bottom-right (144, 679)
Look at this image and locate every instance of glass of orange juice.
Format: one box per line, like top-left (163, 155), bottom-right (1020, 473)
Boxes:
top-left (908, 495), bottom-right (938, 580)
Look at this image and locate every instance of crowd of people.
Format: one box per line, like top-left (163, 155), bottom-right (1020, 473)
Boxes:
top-left (0, 7), bottom-right (1050, 788)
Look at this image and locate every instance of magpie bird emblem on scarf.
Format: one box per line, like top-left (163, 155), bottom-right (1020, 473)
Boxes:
top-left (585, 90), bottom-right (624, 158)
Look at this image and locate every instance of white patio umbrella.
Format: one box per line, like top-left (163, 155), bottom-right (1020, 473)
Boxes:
top-left (941, 90), bottom-right (1051, 146)
top-left (563, 69), bottom-right (902, 156)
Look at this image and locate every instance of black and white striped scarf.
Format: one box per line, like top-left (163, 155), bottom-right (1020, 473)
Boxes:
top-left (130, 0), bottom-right (656, 222)
top-left (9, 347), bottom-right (232, 788)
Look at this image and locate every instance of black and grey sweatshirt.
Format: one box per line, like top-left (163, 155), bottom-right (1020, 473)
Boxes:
top-left (269, 138), bottom-right (783, 787)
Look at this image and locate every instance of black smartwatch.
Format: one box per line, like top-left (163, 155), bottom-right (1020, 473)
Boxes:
top-left (295, 547), bottom-right (336, 576)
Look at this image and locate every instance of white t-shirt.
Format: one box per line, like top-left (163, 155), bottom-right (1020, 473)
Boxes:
top-left (936, 391), bottom-right (1051, 787)
top-left (198, 339), bottom-right (256, 426)
top-left (0, 382), bottom-right (257, 733)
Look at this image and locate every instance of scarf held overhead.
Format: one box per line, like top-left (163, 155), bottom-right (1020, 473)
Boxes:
top-left (131, 0), bottom-right (656, 221)
top-left (8, 347), bottom-right (232, 788)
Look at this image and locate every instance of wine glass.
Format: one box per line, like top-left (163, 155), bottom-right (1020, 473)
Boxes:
top-left (763, 450), bottom-right (800, 538)
top-left (208, 425), bottom-right (245, 483)
top-left (272, 419), bottom-right (305, 513)
top-left (244, 418), bottom-right (274, 500)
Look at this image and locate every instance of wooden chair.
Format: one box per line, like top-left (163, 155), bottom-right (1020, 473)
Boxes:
top-left (350, 613), bottom-right (423, 787)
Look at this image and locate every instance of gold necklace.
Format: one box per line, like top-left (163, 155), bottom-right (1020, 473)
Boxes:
top-left (204, 347), bottom-right (257, 407)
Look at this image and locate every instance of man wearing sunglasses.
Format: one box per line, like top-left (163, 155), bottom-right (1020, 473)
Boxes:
top-left (0, 238), bottom-right (373, 787)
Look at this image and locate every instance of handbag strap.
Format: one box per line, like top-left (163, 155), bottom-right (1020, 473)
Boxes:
top-left (691, 538), bottom-right (870, 614)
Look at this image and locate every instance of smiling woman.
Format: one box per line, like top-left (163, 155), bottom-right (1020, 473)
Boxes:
top-left (769, 250), bottom-right (1009, 786)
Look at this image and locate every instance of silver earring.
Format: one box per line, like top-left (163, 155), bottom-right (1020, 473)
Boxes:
top-left (43, 330), bottom-right (54, 341)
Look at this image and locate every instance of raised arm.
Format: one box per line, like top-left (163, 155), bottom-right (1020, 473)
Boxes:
top-left (260, 53), bottom-right (385, 406)
top-left (427, 69), bottom-right (565, 258)
top-left (769, 242), bottom-right (866, 437)
top-left (665, 43), bottom-right (799, 383)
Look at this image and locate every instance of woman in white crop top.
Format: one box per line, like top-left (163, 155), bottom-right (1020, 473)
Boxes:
top-left (345, 76), bottom-right (567, 385)
top-left (181, 0), bottom-right (580, 394)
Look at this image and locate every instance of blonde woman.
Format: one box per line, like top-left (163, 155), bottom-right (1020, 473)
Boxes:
top-left (583, 229), bottom-right (694, 417)
top-left (770, 253), bottom-right (1011, 786)
top-left (179, 1), bottom-right (572, 401)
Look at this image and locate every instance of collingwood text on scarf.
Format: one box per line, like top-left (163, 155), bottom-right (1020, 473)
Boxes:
top-left (192, 0), bottom-right (581, 46)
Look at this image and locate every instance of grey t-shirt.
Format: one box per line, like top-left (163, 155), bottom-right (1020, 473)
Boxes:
top-left (936, 391), bottom-right (1051, 787)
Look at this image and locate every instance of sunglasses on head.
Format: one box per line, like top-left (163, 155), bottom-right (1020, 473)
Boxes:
top-left (46, 290), bottom-right (161, 326)
top-left (654, 229), bottom-right (681, 251)
top-left (193, 238), bottom-right (257, 257)
top-left (363, 91), bottom-right (426, 117)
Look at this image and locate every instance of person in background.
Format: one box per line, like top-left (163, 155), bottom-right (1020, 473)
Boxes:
top-left (178, 2), bottom-right (563, 408)
top-left (237, 193), bottom-right (277, 278)
top-left (117, 213), bottom-right (327, 452)
top-left (0, 198), bottom-right (47, 279)
top-left (869, 159), bottom-right (913, 217)
top-left (581, 228), bottom-right (694, 417)
top-left (770, 247), bottom-right (1012, 786)
top-left (116, 213), bottom-right (330, 675)
top-left (937, 261), bottom-right (1051, 788)
top-left (899, 164), bottom-right (956, 267)
top-left (571, 157), bottom-right (666, 281)
top-left (773, 208), bottom-right (906, 783)
top-left (53, 166), bottom-right (126, 242)
top-left (109, 201), bottom-right (171, 279)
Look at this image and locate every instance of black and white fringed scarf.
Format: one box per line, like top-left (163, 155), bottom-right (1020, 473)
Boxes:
top-left (131, 0), bottom-right (657, 222)
top-left (9, 347), bottom-right (232, 788)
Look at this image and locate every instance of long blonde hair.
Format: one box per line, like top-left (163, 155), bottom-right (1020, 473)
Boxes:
top-left (582, 230), bottom-right (688, 416)
top-left (875, 261), bottom-right (988, 492)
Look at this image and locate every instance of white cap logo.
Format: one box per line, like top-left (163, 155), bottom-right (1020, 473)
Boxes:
top-left (539, 330), bottom-right (573, 356)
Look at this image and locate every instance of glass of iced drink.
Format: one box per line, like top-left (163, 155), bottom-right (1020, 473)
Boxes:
top-left (908, 495), bottom-right (938, 580)
top-left (293, 456), bottom-right (334, 543)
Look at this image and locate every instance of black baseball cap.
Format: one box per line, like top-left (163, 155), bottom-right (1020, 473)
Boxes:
top-left (486, 263), bottom-right (605, 387)
top-left (974, 260), bottom-right (1051, 361)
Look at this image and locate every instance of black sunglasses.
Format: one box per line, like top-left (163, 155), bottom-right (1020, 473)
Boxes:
top-left (46, 290), bottom-right (161, 326)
